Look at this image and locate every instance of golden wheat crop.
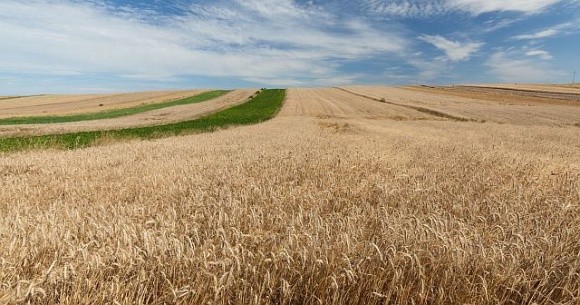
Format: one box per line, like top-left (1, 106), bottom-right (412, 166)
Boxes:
top-left (0, 87), bottom-right (578, 304)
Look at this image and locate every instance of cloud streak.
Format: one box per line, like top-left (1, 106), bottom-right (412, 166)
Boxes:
top-left (525, 50), bottom-right (553, 60)
top-left (486, 51), bottom-right (564, 83)
top-left (512, 22), bottom-right (576, 40)
top-left (419, 35), bottom-right (483, 61)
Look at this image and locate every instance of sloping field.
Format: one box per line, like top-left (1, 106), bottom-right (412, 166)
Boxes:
top-left (0, 90), bottom-right (206, 118)
top-left (467, 83), bottom-right (580, 95)
top-left (279, 88), bottom-right (435, 120)
top-left (0, 91), bottom-right (229, 125)
top-left (410, 86), bottom-right (578, 106)
top-left (341, 86), bottom-right (580, 126)
top-left (455, 86), bottom-right (580, 102)
top-left (0, 90), bottom-right (255, 137)
top-left (0, 87), bottom-right (579, 304)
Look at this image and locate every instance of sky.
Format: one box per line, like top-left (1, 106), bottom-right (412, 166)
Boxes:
top-left (1, 0), bottom-right (579, 94)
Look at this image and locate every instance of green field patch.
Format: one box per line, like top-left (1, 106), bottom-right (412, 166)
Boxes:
top-left (0, 90), bottom-right (230, 125)
top-left (0, 89), bottom-right (285, 152)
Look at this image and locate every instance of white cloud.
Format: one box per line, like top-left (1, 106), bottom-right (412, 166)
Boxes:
top-left (0, 0), bottom-right (407, 88)
top-left (525, 50), bottom-right (553, 60)
top-left (482, 18), bottom-right (521, 33)
top-left (363, 0), bottom-right (567, 17)
top-left (512, 22), bottom-right (575, 40)
top-left (363, 0), bottom-right (448, 18)
top-left (447, 0), bottom-right (563, 15)
top-left (419, 35), bottom-right (483, 61)
top-left (486, 51), bottom-right (564, 83)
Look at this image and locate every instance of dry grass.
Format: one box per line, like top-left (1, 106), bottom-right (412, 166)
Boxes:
top-left (0, 87), bottom-right (579, 304)
top-left (0, 90), bottom-right (206, 118)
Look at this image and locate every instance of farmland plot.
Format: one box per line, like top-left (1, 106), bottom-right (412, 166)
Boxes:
top-left (408, 86), bottom-right (579, 107)
top-left (341, 86), bottom-right (580, 126)
top-left (466, 83), bottom-right (580, 95)
top-left (0, 90), bottom-right (254, 137)
top-left (0, 90), bottom-right (206, 118)
top-left (279, 88), bottom-right (435, 120)
top-left (0, 86), bottom-right (578, 305)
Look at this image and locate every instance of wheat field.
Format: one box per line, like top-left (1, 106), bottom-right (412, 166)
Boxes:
top-left (0, 87), bottom-right (579, 304)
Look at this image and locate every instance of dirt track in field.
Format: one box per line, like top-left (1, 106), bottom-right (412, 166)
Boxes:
top-left (0, 90), bottom-right (206, 118)
top-left (340, 86), bottom-right (580, 126)
top-left (0, 90), bottom-right (255, 137)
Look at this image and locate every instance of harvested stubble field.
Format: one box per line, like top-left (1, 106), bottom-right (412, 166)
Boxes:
top-left (341, 86), bottom-right (580, 126)
top-left (0, 86), bottom-right (579, 305)
top-left (467, 83), bottom-right (580, 95)
top-left (0, 90), bottom-right (206, 118)
top-left (279, 88), bottom-right (435, 120)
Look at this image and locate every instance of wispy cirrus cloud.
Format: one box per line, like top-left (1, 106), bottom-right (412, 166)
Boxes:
top-left (448, 0), bottom-right (565, 15)
top-left (362, 0), bottom-right (448, 18)
top-left (419, 35), bottom-right (483, 61)
top-left (363, 0), bottom-right (567, 17)
top-left (525, 50), bottom-right (553, 60)
top-left (512, 22), bottom-right (576, 40)
top-left (0, 0), bottom-right (407, 90)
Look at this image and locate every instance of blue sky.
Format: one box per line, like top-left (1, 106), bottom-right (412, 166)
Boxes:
top-left (1, 0), bottom-right (579, 94)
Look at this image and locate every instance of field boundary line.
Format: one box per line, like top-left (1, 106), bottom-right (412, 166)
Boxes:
top-left (334, 87), bottom-right (475, 122)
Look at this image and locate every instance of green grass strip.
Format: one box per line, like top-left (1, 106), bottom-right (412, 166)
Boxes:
top-left (0, 90), bottom-right (230, 125)
top-left (0, 89), bottom-right (285, 153)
